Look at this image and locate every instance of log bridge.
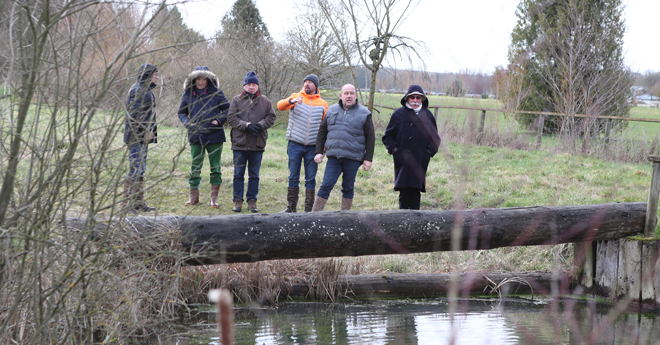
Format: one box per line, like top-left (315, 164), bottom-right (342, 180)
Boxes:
top-left (115, 202), bottom-right (647, 265)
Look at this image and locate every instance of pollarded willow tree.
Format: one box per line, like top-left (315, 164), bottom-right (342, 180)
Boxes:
top-left (507, 0), bottom-right (633, 136)
top-left (318, 0), bottom-right (426, 112)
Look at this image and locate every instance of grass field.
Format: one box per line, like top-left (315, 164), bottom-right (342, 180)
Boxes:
top-left (143, 124), bottom-right (653, 217)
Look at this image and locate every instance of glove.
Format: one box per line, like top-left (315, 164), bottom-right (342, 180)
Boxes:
top-left (247, 123), bottom-right (260, 137)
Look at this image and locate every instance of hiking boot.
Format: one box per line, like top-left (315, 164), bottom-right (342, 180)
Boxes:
top-left (232, 200), bottom-right (243, 212)
top-left (247, 199), bottom-right (259, 213)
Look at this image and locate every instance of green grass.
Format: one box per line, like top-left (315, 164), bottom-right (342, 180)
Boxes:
top-left (140, 118), bottom-right (654, 221)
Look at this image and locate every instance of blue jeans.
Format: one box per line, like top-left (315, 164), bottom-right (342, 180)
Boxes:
top-left (317, 157), bottom-right (362, 199)
top-left (287, 141), bottom-right (318, 189)
top-left (127, 143), bottom-right (148, 180)
top-left (233, 150), bottom-right (263, 201)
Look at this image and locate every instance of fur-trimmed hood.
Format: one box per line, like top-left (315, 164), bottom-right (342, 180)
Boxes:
top-left (183, 66), bottom-right (220, 90)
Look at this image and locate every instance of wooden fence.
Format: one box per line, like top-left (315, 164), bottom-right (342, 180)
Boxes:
top-left (375, 104), bottom-right (660, 149)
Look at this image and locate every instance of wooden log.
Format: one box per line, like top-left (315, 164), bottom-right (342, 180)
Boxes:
top-left (318, 272), bottom-right (570, 298)
top-left (161, 202), bottom-right (645, 265)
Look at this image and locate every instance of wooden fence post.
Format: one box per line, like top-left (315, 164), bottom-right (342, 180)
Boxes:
top-left (645, 155), bottom-right (660, 236)
top-left (604, 119), bottom-right (611, 151)
top-left (433, 107), bottom-right (438, 119)
top-left (536, 115), bottom-right (545, 149)
top-left (477, 109), bottom-right (486, 144)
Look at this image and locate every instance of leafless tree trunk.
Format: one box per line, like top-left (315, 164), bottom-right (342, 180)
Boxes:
top-left (318, 0), bottom-right (426, 111)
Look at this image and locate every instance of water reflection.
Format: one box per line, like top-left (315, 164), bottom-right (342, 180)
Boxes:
top-left (155, 298), bottom-right (659, 344)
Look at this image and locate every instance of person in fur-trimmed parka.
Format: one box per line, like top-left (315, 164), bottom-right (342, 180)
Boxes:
top-left (382, 85), bottom-right (441, 210)
top-left (178, 66), bottom-right (230, 208)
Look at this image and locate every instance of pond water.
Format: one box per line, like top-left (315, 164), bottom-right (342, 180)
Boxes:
top-left (150, 298), bottom-right (658, 344)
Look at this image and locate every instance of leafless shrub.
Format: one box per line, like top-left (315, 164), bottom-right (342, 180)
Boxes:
top-left (0, 0), bottom-right (203, 342)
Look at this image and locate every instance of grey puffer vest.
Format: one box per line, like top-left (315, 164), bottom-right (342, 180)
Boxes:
top-left (286, 101), bottom-right (326, 146)
top-left (324, 102), bottom-right (370, 161)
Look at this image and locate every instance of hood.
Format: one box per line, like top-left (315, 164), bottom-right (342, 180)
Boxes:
top-left (136, 63), bottom-right (158, 85)
top-left (183, 66), bottom-right (220, 90)
top-left (400, 84), bottom-right (428, 108)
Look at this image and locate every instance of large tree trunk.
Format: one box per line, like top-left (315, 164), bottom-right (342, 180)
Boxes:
top-left (99, 203), bottom-right (645, 265)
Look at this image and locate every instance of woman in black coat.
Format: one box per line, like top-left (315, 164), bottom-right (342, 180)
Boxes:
top-left (382, 85), bottom-right (441, 209)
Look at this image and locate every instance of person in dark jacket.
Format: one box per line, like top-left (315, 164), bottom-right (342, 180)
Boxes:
top-left (312, 84), bottom-right (375, 211)
top-left (226, 71), bottom-right (277, 213)
top-left (382, 85), bottom-right (441, 209)
top-left (178, 66), bottom-right (230, 208)
top-left (124, 63), bottom-right (159, 212)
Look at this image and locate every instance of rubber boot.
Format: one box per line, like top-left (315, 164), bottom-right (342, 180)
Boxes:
top-left (304, 189), bottom-right (315, 212)
top-left (247, 199), bottom-right (259, 213)
top-left (210, 184), bottom-right (220, 208)
top-left (185, 189), bottom-right (200, 206)
top-left (233, 200), bottom-right (243, 212)
top-left (340, 197), bottom-right (353, 211)
top-left (135, 176), bottom-right (155, 212)
top-left (311, 196), bottom-right (327, 212)
top-left (279, 187), bottom-right (299, 213)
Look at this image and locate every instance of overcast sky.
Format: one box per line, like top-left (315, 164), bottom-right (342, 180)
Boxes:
top-left (174, 0), bottom-right (659, 74)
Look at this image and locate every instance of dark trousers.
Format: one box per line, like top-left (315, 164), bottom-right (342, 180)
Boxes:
top-left (233, 150), bottom-right (263, 201)
top-left (287, 141), bottom-right (318, 189)
top-left (398, 188), bottom-right (421, 210)
top-left (317, 157), bottom-right (362, 199)
top-left (127, 143), bottom-right (148, 180)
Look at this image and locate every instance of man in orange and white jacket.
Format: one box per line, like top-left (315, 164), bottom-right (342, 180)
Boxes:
top-left (277, 74), bottom-right (329, 213)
